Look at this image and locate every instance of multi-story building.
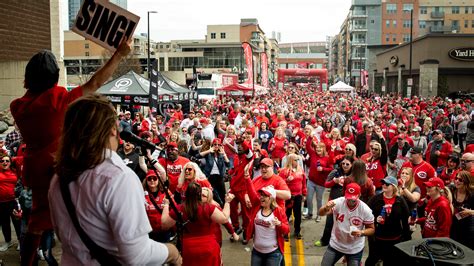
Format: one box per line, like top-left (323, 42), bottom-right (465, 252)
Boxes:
top-left (277, 42), bottom-right (327, 69)
top-left (64, 19), bottom-right (279, 87)
top-left (381, 0), bottom-right (419, 45)
top-left (418, 0), bottom-right (474, 36)
top-left (0, 0), bottom-right (64, 110)
top-left (68, 0), bottom-right (128, 30)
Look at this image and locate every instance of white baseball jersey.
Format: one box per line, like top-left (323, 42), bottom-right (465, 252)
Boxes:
top-left (329, 197), bottom-right (374, 254)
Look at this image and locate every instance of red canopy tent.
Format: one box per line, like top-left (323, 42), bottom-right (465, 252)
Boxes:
top-left (217, 83), bottom-right (253, 96)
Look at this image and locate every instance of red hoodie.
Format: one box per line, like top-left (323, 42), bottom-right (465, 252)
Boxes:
top-left (418, 196), bottom-right (452, 238)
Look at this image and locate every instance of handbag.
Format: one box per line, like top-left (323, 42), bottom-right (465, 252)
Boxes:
top-left (60, 178), bottom-right (121, 265)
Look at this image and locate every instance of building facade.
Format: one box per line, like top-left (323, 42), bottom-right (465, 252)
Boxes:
top-left (0, 0), bottom-right (65, 110)
top-left (418, 0), bottom-right (474, 36)
top-left (64, 19), bottom-right (279, 87)
top-left (374, 34), bottom-right (474, 97)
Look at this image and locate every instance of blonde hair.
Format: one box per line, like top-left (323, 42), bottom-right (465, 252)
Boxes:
top-left (400, 167), bottom-right (417, 192)
top-left (330, 128), bottom-right (341, 139)
top-left (201, 187), bottom-right (213, 204)
top-left (316, 142), bottom-right (328, 157)
top-left (371, 142), bottom-right (382, 158)
top-left (284, 153), bottom-right (303, 173)
top-left (178, 162), bottom-right (207, 187)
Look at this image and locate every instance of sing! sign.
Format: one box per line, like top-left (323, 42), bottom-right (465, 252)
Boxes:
top-left (72, 0), bottom-right (140, 51)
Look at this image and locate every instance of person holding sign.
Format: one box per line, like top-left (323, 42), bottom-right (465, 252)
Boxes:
top-left (10, 39), bottom-right (132, 266)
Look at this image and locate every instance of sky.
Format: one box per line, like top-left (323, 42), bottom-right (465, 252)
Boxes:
top-left (62, 0), bottom-right (352, 43)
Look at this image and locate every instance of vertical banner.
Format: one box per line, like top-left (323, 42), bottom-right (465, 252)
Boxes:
top-left (261, 53), bottom-right (269, 88)
top-left (149, 60), bottom-right (159, 113)
top-left (242, 42), bottom-right (253, 84)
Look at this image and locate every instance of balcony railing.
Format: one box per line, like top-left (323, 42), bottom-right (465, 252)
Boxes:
top-left (352, 10), bottom-right (367, 17)
top-left (430, 11), bottom-right (445, 19)
top-left (430, 25), bottom-right (459, 33)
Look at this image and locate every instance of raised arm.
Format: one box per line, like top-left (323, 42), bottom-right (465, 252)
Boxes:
top-left (81, 38), bottom-right (132, 95)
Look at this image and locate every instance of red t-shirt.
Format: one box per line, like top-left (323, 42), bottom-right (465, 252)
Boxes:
top-left (0, 170), bottom-right (17, 202)
top-left (10, 85), bottom-right (83, 188)
top-left (252, 174), bottom-right (290, 209)
top-left (159, 156), bottom-right (190, 193)
top-left (170, 203), bottom-right (216, 237)
top-left (400, 161), bottom-right (436, 198)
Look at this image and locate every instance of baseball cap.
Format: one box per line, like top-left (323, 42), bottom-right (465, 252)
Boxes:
top-left (259, 158), bottom-right (274, 167)
top-left (410, 147), bottom-right (423, 154)
top-left (197, 125), bottom-right (203, 129)
top-left (381, 176), bottom-right (398, 187)
top-left (167, 142), bottom-right (178, 149)
top-left (432, 129), bottom-right (443, 135)
top-left (212, 138), bottom-right (222, 145)
top-left (258, 186), bottom-right (276, 199)
top-left (413, 126), bottom-right (421, 132)
top-left (345, 183), bottom-right (361, 200)
top-left (124, 111), bottom-right (131, 115)
top-left (424, 177), bottom-right (445, 189)
top-left (199, 118), bottom-right (208, 124)
top-left (146, 170), bottom-right (158, 179)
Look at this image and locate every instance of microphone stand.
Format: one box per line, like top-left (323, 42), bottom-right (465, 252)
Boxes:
top-left (142, 149), bottom-right (187, 253)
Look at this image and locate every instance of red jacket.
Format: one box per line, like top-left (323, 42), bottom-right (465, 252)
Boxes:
top-left (0, 170), bottom-right (17, 202)
top-left (278, 168), bottom-right (307, 196)
top-left (438, 168), bottom-right (459, 186)
top-left (306, 137), bottom-right (332, 186)
top-left (418, 196), bottom-right (452, 238)
top-left (424, 140), bottom-right (453, 168)
top-left (229, 153), bottom-right (253, 192)
top-left (245, 178), bottom-right (290, 255)
top-left (400, 160), bottom-right (436, 198)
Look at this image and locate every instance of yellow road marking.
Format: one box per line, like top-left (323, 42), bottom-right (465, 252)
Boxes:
top-left (284, 240), bottom-right (292, 266)
top-left (295, 239), bottom-right (305, 266)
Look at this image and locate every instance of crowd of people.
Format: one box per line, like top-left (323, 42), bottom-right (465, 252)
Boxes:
top-left (1, 44), bottom-right (474, 265)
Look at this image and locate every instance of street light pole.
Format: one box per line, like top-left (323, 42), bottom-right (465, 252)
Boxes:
top-left (359, 46), bottom-right (362, 90)
top-left (147, 11), bottom-right (157, 78)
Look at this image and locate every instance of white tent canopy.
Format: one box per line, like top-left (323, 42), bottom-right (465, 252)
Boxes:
top-left (329, 81), bottom-right (354, 92)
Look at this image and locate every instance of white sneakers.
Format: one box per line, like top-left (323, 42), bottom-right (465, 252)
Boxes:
top-left (0, 242), bottom-right (13, 252)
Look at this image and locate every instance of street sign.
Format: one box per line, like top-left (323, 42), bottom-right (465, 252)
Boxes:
top-left (407, 78), bottom-right (413, 86)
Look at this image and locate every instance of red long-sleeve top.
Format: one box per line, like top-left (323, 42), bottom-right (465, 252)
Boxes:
top-left (418, 196), bottom-right (452, 238)
top-left (306, 137), bottom-right (333, 186)
top-left (278, 168), bottom-right (307, 196)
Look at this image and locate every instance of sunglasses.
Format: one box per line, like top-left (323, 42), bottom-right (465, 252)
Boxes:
top-left (461, 160), bottom-right (474, 163)
top-left (341, 162), bottom-right (351, 166)
top-left (432, 132), bottom-right (439, 135)
top-left (147, 176), bottom-right (158, 181)
top-left (185, 168), bottom-right (194, 172)
top-left (1, 160), bottom-right (10, 163)
top-left (371, 148), bottom-right (380, 151)
top-left (455, 178), bottom-right (464, 182)
top-left (288, 146), bottom-right (295, 149)
top-left (213, 144), bottom-right (221, 147)
top-left (398, 138), bottom-right (404, 141)
top-left (345, 148), bottom-right (352, 151)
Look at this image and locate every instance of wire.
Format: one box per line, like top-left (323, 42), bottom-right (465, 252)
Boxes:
top-left (414, 239), bottom-right (465, 265)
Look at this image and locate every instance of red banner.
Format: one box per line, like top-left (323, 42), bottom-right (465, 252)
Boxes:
top-left (261, 53), bottom-right (269, 88)
top-left (242, 42), bottom-right (253, 84)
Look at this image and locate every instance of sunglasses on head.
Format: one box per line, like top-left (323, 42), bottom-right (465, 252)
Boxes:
top-left (147, 176), bottom-right (158, 181)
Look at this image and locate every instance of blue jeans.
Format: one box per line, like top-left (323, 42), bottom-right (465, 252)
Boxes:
top-left (251, 248), bottom-right (283, 266)
top-left (306, 180), bottom-right (325, 216)
top-left (321, 245), bottom-right (363, 266)
top-left (41, 230), bottom-right (58, 266)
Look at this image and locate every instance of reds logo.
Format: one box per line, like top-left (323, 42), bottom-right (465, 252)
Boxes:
top-left (167, 165), bottom-right (183, 175)
top-left (366, 163), bottom-right (378, 171)
top-left (350, 217), bottom-right (363, 226)
top-left (417, 171), bottom-right (427, 179)
top-left (348, 187), bottom-right (356, 194)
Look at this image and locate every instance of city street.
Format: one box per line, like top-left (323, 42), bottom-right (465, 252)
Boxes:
top-left (0, 190), bottom-right (423, 265)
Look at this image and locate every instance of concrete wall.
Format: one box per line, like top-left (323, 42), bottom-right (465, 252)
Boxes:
top-left (419, 62), bottom-right (438, 97)
top-left (207, 25), bottom-right (240, 43)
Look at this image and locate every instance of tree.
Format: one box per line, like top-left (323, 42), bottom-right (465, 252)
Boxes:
top-left (101, 49), bottom-right (143, 79)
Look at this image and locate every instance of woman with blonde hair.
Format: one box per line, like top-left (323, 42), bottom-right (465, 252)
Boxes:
top-left (201, 187), bottom-right (239, 245)
top-left (281, 142), bottom-right (304, 169)
top-left (325, 128), bottom-right (346, 158)
top-left (279, 154), bottom-right (307, 239)
top-left (177, 162), bottom-right (212, 202)
top-left (449, 171), bottom-right (474, 249)
top-left (416, 177), bottom-right (453, 238)
top-left (306, 141), bottom-right (332, 221)
top-left (398, 167), bottom-right (421, 212)
top-left (223, 125), bottom-right (238, 169)
top-left (268, 127), bottom-right (288, 166)
top-left (363, 139), bottom-right (388, 194)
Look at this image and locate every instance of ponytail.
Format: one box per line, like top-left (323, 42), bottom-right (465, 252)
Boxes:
top-left (440, 187), bottom-right (454, 214)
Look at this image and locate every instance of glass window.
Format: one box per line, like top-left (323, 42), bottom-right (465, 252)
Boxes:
top-left (85, 43), bottom-right (89, 49)
top-left (465, 7), bottom-right (469, 14)
top-left (220, 33), bottom-right (226, 39)
top-left (452, 6), bottom-right (460, 14)
top-left (403, 4), bottom-right (413, 13)
top-left (386, 20), bottom-right (390, 27)
top-left (403, 34), bottom-right (410, 42)
top-left (210, 33), bottom-right (216, 39)
top-left (85, 52), bottom-right (89, 56)
top-left (420, 6), bottom-right (427, 14)
top-left (465, 20), bottom-right (469, 28)
top-left (419, 20), bottom-right (426, 29)
top-left (386, 4), bottom-right (397, 14)
top-left (393, 20), bottom-right (397, 27)
top-left (392, 34), bottom-right (397, 42)
top-left (403, 20), bottom-right (411, 28)
top-left (472, 20), bottom-right (474, 28)
top-left (385, 34), bottom-right (390, 42)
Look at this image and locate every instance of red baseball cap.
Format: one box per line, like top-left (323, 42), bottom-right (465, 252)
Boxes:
top-left (212, 138), bottom-right (222, 145)
top-left (424, 177), bottom-right (445, 189)
top-left (345, 183), bottom-right (361, 200)
top-left (167, 142), bottom-right (178, 149)
top-left (259, 158), bottom-right (274, 167)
